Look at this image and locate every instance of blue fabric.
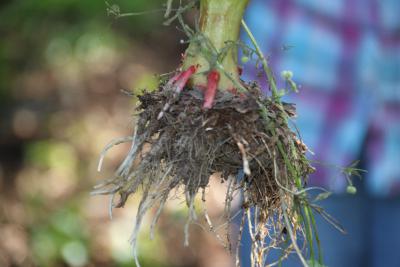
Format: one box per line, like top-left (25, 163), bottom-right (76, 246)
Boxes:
top-left (237, 0), bottom-right (400, 266)
top-left (237, 194), bottom-right (400, 267)
top-left (242, 0), bottom-right (400, 197)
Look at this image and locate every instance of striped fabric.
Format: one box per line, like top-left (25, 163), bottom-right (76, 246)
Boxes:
top-left (243, 0), bottom-right (400, 196)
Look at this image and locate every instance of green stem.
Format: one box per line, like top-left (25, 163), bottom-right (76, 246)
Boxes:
top-left (241, 19), bottom-right (279, 99)
top-left (182, 0), bottom-right (249, 90)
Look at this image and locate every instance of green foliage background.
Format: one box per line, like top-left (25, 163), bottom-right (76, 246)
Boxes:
top-left (0, 1), bottom-right (231, 266)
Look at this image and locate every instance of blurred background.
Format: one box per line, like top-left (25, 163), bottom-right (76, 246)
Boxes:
top-left (0, 1), bottom-right (233, 266)
top-left (241, 0), bottom-right (400, 267)
top-left (1, 0), bottom-right (400, 267)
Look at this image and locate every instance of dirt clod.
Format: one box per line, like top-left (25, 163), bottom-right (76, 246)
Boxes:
top-left (94, 82), bottom-right (314, 266)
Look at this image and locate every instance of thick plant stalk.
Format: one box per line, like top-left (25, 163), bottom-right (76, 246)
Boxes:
top-left (95, 1), bottom-right (321, 266)
top-left (182, 0), bottom-right (250, 91)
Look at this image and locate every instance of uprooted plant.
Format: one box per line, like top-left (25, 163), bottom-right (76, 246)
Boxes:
top-left (93, 1), bottom-right (344, 266)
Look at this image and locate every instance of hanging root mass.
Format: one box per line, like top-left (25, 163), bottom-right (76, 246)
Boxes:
top-left (94, 81), bottom-right (315, 266)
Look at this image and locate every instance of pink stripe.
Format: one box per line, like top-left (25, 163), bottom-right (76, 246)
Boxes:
top-left (203, 70), bottom-right (220, 109)
top-left (174, 65), bottom-right (197, 94)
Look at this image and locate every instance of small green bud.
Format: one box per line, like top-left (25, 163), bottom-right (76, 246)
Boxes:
top-left (281, 70), bottom-right (293, 80)
top-left (241, 56), bottom-right (250, 63)
top-left (289, 80), bottom-right (298, 93)
top-left (346, 185), bottom-right (357, 194)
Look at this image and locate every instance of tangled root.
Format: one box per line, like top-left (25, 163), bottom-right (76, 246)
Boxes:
top-left (94, 81), bottom-right (315, 267)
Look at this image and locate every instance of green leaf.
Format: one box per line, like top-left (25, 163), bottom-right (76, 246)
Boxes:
top-left (307, 260), bottom-right (328, 267)
top-left (314, 191), bottom-right (332, 202)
